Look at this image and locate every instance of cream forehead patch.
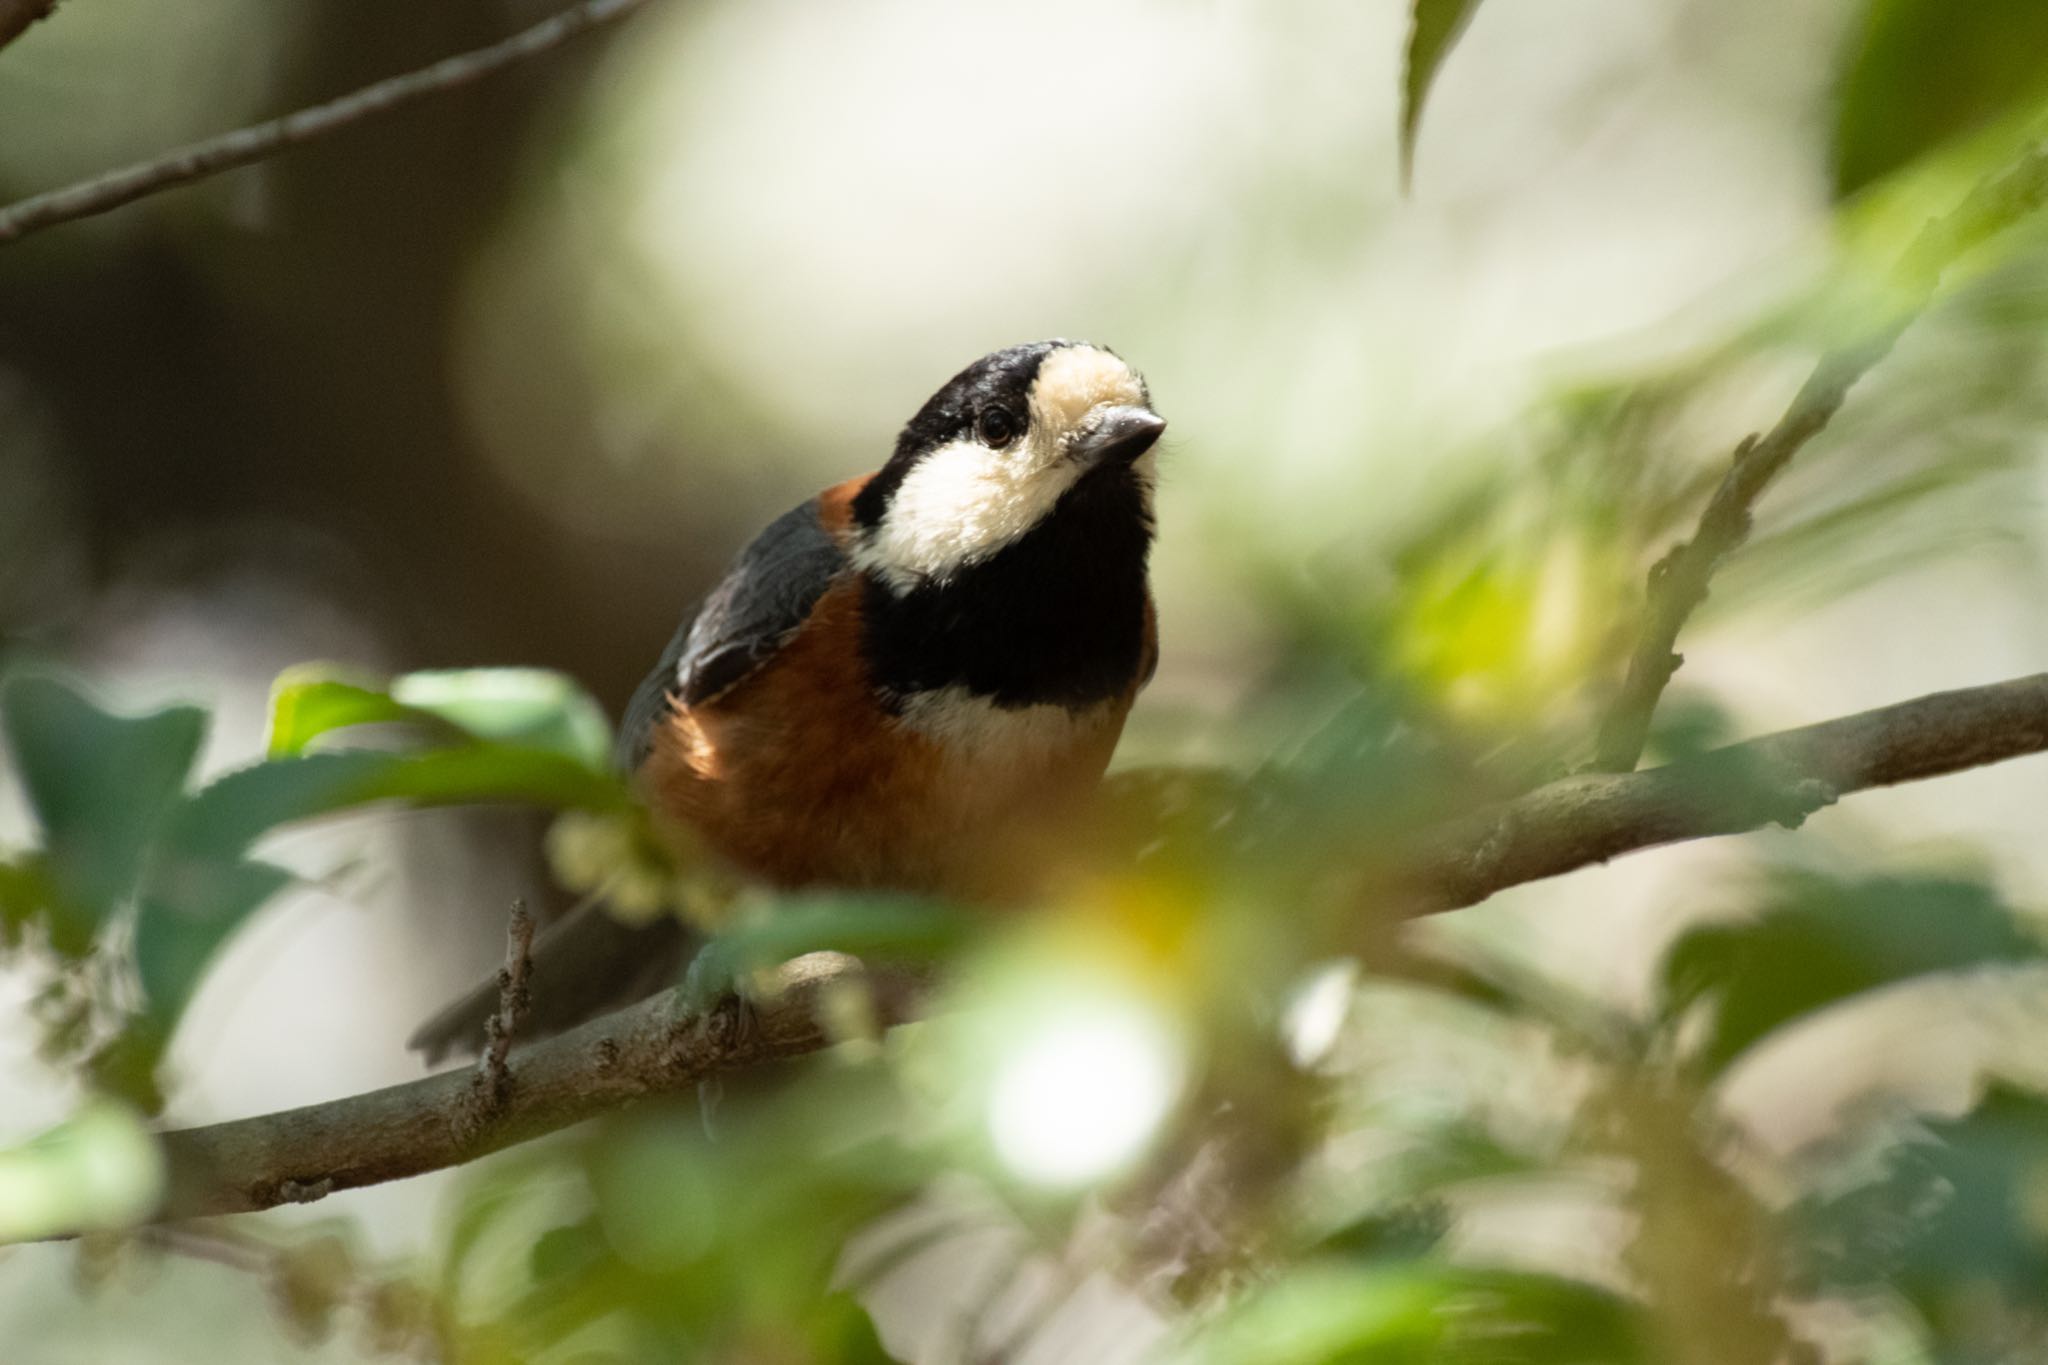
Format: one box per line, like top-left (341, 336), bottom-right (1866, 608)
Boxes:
top-left (1029, 347), bottom-right (1146, 437)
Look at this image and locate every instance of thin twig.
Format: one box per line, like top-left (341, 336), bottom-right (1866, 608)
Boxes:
top-left (32, 670), bottom-right (2048, 1237)
top-left (1591, 143), bottom-right (2048, 773)
top-left (0, 0), bottom-right (57, 55)
top-left (0, 0), bottom-right (654, 245)
top-left (471, 900), bottom-right (535, 1117)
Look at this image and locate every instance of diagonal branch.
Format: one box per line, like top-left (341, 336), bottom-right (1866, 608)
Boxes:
top-left (0, 0), bottom-right (654, 245)
top-left (1591, 143), bottom-right (2048, 773)
top-left (0, 0), bottom-right (58, 56)
top-left (1402, 671), bottom-right (2048, 916)
top-left (64, 670), bottom-right (2048, 1235)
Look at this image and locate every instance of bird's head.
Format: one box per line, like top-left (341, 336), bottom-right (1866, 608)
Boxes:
top-left (851, 341), bottom-right (1165, 592)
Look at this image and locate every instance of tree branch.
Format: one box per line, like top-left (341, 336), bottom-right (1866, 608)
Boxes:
top-left (88, 672), bottom-right (2048, 1235)
top-left (1407, 672), bottom-right (2048, 915)
top-left (1591, 144), bottom-right (2048, 773)
top-left (151, 952), bottom-right (914, 1224)
top-left (0, 0), bottom-right (58, 56)
top-left (0, 0), bottom-right (654, 245)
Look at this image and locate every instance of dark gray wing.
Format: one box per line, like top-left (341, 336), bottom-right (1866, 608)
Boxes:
top-left (613, 497), bottom-right (847, 771)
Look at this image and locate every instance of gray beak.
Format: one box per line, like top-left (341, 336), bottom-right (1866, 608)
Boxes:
top-left (1072, 405), bottom-right (1167, 466)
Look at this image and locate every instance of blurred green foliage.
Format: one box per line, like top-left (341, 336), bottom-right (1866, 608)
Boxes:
top-left (1662, 870), bottom-right (2047, 1078)
top-left (1833, 0), bottom-right (2048, 201)
top-left (0, 666), bottom-right (634, 1112)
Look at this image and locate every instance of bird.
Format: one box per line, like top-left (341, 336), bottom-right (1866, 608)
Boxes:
top-left (410, 340), bottom-right (1167, 1060)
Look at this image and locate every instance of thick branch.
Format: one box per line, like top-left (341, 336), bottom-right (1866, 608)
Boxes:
top-left (73, 673), bottom-right (2048, 1234)
top-left (152, 952), bottom-right (914, 1224)
top-left (0, 0), bottom-right (57, 55)
top-left (0, 0), bottom-right (653, 245)
top-left (1406, 672), bottom-right (2048, 914)
top-left (1592, 144), bottom-right (2048, 773)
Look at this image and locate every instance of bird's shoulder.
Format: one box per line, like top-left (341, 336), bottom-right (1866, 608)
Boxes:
top-left (614, 473), bottom-right (872, 770)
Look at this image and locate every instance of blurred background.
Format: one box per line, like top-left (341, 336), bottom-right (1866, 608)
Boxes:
top-left (6, 0), bottom-right (2048, 1360)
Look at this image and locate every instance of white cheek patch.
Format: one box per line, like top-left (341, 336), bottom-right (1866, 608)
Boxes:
top-left (852, 433), bottom-right (1084, 591)
top-left (855, 345), bottom-right (1152, 592)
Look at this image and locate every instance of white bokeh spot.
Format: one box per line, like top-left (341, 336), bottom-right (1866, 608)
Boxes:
top-left (986, 998), bottom-right (1183, 1188)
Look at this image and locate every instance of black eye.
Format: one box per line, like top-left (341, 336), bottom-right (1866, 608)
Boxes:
top-left (977, 408), bottom-right (1019, 447)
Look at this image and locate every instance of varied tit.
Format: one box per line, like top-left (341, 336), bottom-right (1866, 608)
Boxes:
top-left (411, 340), bottom-right (1166, 1059)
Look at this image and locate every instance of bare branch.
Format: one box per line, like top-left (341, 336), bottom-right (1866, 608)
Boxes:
top-left (148, 952), bottom-right (915, 1226)
top-left (72, 672), bottom-right (2048, 1234)
top-left (0, 0), bottom-right (57, 55)
top-left (1408, 672), bottom-right (2048, 916)
top-left (0, 0), bottom-right (653, 245)
top-left (1591, 144), bottom-right (2048, 773)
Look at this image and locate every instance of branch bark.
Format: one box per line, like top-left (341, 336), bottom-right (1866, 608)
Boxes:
top-left (103, 671), bottom-right (2048, 1234)
top-left (1401, 672), bottom-right (2048, 915)
top-left (0, 0), bottom-right (654, 245)
top-left (153, 952), bottom-right (914, 1224)
top-left (0, 0), bottom-right (57, 55)
top-left (1591, 144), bottom-right (2048, 773)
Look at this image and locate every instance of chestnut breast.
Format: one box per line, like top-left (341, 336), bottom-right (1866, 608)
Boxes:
top-left (640, 574), bottom-right (1137, 898)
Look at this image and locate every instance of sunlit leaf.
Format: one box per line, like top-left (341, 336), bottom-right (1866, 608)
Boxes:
top-left (1660, 870), bottom-right (2045, 1077)
top-left (392, 669), bottom-right (613, 769)
top-left (266, 669), bottom-right (420, 757)
top-left (269, 665), bottom-right (613, 769)
top-left (1188, 1261), bottom-right (1647, 1364)
top-left (0, 1101), bottom-right (163, 1241)
top-left (0, 673), bottom-right (206, 948)
top-left (1401, 0), bottom-right (1486, 187)
top-left (1833, 0), bottom-right (2048, 202)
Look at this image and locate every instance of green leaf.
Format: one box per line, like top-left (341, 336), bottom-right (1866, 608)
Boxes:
top-left (391, 669), bottom-right (612, 769)
top-left (682, 893), bottom-right (968, 1011)
top-left (269, 665), bottom-right (613, 769)
top-left (124, 738), bottom-right (627, 1032)
top-left (174, 747), bottom-right (630, 858)
top-left (1401, 0), bottom-right (1485, 187)
top-left (168, 751), bottom-right (412, 855)
top-left (0, 856), bottom-right (52, 948)
top-left (1795, 1085), bottom-right (2048, 1331)
top-left (1188, 1261), bottom-right (1647, 1364)
top-left (267, 669), bottom-right (419, 757)
top-left (133, 856), bottom-right (295, 1027)
top-left (0, 673), bottom-right (207, 946)
top-left (1833, 0), bottom-right (2048, 201)
top-left (352, 746), bottom-right (628, 813)
top-left (1660, 870), bottom-right (2045, 1077)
